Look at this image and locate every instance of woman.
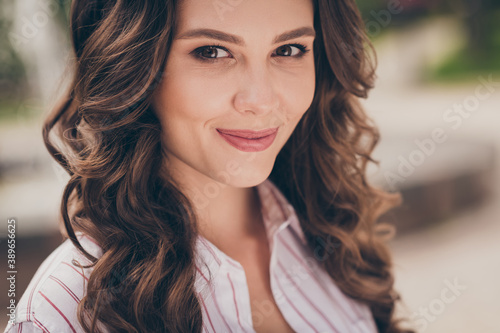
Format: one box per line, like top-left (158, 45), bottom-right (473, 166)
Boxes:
top-left (5, 0), bottom-right (414, 332)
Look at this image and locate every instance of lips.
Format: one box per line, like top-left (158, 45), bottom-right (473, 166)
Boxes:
top-left (216, 127), bottom-right (278, 152)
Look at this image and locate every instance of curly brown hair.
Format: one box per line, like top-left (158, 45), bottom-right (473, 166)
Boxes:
top-left (42, 0), bottom-right (414, 332)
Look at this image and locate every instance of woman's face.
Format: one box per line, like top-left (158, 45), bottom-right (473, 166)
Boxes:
top-left (152, 0), bottom-right (315, 189)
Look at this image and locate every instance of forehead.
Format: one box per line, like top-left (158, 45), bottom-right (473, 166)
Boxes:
top-left (175, 0), bottom-right (314, 41)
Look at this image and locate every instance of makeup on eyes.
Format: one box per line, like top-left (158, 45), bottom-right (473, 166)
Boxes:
top-left (189, 43), bottom-right (311, 62)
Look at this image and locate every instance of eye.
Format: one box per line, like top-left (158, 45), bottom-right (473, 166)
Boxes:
top-left (273, 44), bottom-right (310, 58)
top-left (191, 44), bottom-right (232, 62)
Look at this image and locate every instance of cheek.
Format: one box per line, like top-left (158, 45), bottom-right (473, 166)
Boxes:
top-left (158, 76), bottom-right (214, 123)
top-left (156, 52), bottom-right (232, 121)
top-left (284, 70), bottom-right (315, 120)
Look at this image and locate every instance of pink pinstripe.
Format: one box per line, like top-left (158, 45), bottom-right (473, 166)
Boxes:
top-left (38, 291), bottom-right (77, 333)
top-left (33, 318), bottom-right (50, 333)
top-left (198, 292), bottom-right (216, 333)
top-left (61, 261), bottom-right (89, 282)
top-left (48, 275), bottom-right (81, 303)
top-left (277, 230), bottom-right (363, 323)
top-left (195, 264), bottom-right (232, 331)
top-left (277, 259), bottom-right (340, 333)
top-left (227, 272), bottom-right (249, 333)
top-left (273, 270), bottom-right (319, 332)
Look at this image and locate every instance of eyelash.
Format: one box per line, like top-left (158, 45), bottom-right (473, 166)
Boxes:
top-left (191, 43), bottom-right (311, 62)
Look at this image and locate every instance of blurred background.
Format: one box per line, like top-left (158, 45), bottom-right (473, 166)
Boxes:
top-left (1, 0), bottom-right (499, 331)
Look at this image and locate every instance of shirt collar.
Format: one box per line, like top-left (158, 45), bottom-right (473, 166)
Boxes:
top-left (193, 178), bottom-right (309, 283)
top-left (256, 179), bottom-right (308, 246)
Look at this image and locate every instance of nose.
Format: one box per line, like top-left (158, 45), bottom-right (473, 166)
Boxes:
top-left (233, 63), bottom-right (280, 116)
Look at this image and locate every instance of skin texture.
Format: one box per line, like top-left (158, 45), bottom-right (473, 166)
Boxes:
top-left (152, 0), bottom-right (316, 244)
top-left (151, 2), bottom-right (315, 330)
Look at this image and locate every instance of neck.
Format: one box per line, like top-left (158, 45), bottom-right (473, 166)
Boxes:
top-left (166, 160), bottom-right (264, 245)
top-left (198, 185), bottom-right (262, 242)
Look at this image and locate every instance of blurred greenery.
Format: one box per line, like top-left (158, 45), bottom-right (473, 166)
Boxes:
top-left (356, 0), bottom-right (386, 16)
top-left (0, 98), bottom-right (43, 124)
top-left (52, 0), bottom-right (71, 29)
top-left (356, 0), bottom-right (432, 26)
top-left (356, 0), bottom-right (500, 81)
top-left (431, 9), bottom-right (500, 81)
top-left (0, 101), bottom-right (21, 121)
top-left (0, 0), bottom-right (27, 101)
top-left (0, 0), bottom-right (70, 116)
top-left (431, 1), bottom-right (500, 81)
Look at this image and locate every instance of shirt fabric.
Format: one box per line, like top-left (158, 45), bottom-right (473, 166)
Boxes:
top-left (4, 179), bottom-right (377, 333)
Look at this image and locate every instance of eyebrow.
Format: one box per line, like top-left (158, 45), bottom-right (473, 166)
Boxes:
top-left (175, 26), bottom-right (316, 46)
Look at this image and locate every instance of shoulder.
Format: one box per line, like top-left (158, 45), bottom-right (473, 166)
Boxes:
top-left (4, 233), bottom-right (102, 333)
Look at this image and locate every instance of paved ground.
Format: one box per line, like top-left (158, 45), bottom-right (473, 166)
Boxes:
top-left (363, 19), bottom-right (500, 333)
top-left (388, 185), bottom-right (500, 333)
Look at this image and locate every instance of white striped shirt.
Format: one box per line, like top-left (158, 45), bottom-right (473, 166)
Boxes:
top-left (4, 179), bottom-right (377, 333)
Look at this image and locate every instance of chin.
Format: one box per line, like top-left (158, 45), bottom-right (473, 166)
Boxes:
top-left (224, 166), bottom-right (273, 188)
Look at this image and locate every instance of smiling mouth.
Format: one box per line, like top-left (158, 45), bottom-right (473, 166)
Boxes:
top-left (216, 128), bottom-right (278, 152)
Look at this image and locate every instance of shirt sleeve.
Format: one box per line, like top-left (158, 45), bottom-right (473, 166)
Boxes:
top-left (4, 321), bottom-right (45, 333)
